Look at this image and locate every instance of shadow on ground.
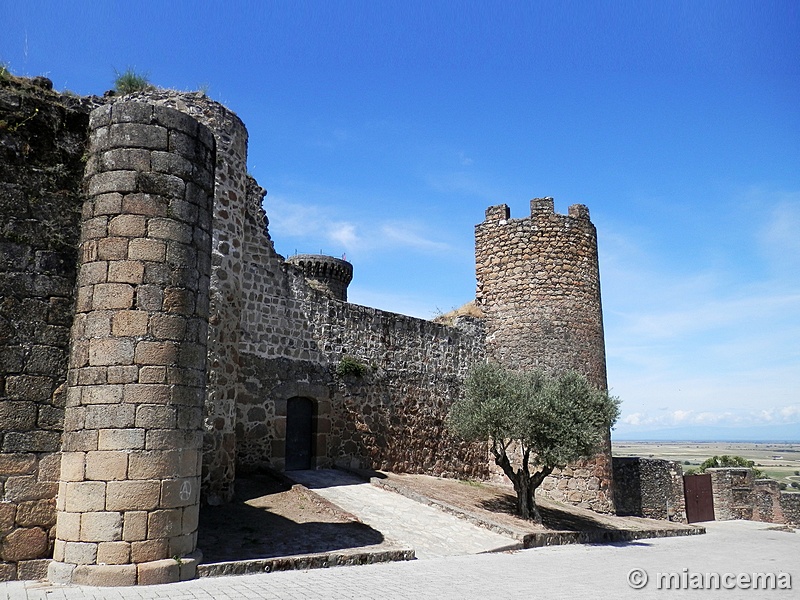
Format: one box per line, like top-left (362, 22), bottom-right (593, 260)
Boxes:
top-left (198, 474), bottom-right (384, 563)
top-left (479, 493), bottom-right (620, 532)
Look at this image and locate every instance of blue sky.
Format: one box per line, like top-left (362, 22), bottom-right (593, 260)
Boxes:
top-left (3, 1), bottom-right (798, 441)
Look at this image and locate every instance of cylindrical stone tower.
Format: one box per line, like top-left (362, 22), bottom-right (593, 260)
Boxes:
top-left (475, 198), bottom-right (607, 388)
top-left (48, 102), bottom-right (215, 586)
top-left (286, 254), bottom-right (353, 301)
top-left (475, 198), bottom-right (613, 513)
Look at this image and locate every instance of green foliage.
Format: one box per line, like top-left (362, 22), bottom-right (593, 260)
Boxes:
top-left (0, 62), bottom-right (10, 80)
top-left (779, 482), bottom-right (788, 490)
top-left (447, 362), bottom-right (619, 520)
top-left (695, 455), bottom-right (766, 479)
top-left (792, 482), bottom-right (800, 489)
top-left (113, 68), bottom-right (153, 95)
top-left (336, 355), bottom-right (366, 378)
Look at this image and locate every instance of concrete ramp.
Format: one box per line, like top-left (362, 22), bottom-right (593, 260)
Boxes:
top-left (286, 470), bottom-right (521, 559)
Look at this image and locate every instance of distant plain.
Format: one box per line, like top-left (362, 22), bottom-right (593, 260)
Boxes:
top-left (612, 442), bottom-right (800, 490)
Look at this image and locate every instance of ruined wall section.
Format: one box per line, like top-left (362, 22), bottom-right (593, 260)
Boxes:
top-left (49, 102), bottom-right (214, 586)
top-left (0, 77), bottom-right (92, 581)
top-left (612, 457), bottom-right (686, 522)
top-left (108, 91), bottom-right (248, 505)
top-left (237, 196), bottom-right (488, 478)
top-left (475, 199), bottom-right (613, 513)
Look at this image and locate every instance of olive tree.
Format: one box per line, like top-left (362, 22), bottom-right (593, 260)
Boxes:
top-left (448, 362), bottom-right (619, 522)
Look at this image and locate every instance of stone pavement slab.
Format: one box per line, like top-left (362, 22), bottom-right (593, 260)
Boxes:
top-left (285, 469), bottom-right (521, 558)
top-left (3, 521), bottom-right (797, 599)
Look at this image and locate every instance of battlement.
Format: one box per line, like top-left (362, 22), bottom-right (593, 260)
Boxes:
top-left (286, 254), bottom-right (354, 301)
top-left (484, 198), bottom-right (591, 223)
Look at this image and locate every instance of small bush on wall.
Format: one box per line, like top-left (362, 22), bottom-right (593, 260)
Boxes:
top-left (336, 355), bottom-right (366, 378)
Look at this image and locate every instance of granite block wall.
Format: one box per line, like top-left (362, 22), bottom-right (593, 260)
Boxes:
top-left (48, 102), bottom-right (214, 586)
top-left (105, 90), bottom-right (250, 505)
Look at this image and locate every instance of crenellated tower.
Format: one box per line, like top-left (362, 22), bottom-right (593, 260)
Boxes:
top-left (475, 197), bottom-right (613, 512)
top-left (286, 254), bottom-right (353, 302)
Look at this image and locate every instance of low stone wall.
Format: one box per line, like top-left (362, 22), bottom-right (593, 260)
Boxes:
top-left (708, 467), bottom-right (795, 526)
top-left (780, 493), bottom-right (800, 525)
top-left (612, 457), bottom-right (686, 522)
top-left (708, 468), bottom-right (754, 521)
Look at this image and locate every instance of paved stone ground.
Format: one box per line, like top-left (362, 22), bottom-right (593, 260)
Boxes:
top-left (285, 469), bottom-right (522, 558)
top-left (3, 521), bottom-right (796, 599)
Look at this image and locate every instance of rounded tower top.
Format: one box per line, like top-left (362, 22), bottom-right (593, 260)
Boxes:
top-left (287, 254), bottom-right (353, 301)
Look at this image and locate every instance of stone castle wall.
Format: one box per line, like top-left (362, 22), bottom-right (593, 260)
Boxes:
top-left (105, 89), bottom-right (250, 506)
top-left (1, 76), bottom-right (617, 583)
top-left (0, 78), bottom-right (92, 581)
top-left (236, 190), bottom-right (489, 478)
top-left (475, 200), bottom-right (614, 512)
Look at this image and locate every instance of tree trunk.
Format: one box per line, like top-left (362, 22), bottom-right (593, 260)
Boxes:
top-left (506, 470), bottom-right (542, 523)
top-left (490, 442), bottom-right (551, 523)
top-left (512, 474), bottom-right (541, 522)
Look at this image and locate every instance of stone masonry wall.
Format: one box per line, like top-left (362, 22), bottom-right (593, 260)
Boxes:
top-left (0, 76), bottom-right (93, 581)
top-left (475, 199), bottom-right (613, 512)
top-left (612, 457), bottom-right (686, 522)
top-left (708, 468), bottom-right (756, 521)
top-left (48, 102), bottom-right (215, 586)
top-left (707, 467), bottom-right (796, 525)
top-left (781, 493), bottom-right (800, 525)
top-left (235, 190), bottom-right (489, 478)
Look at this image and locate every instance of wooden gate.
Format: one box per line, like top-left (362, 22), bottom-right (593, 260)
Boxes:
top-left (683, 474), bottom-right (715, 523)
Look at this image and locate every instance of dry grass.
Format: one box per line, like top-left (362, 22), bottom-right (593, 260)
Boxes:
top-left (433, 300), bottom-right (483, 325)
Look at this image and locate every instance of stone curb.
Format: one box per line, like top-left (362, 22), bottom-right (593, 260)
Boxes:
top-left (370, 477), bottom-right (706, 549)
top-left (196, 547), bottom-right (415, 578)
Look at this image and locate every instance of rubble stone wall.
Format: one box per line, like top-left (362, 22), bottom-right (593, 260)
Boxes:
top-left (236, 195), bottom-right (489, 478)
top-left (780, 493), bottom-right (800, 525)
top-left (612, 457), bottom-right (687, 522)
top-left (0, 78), bottom-right (91, 581)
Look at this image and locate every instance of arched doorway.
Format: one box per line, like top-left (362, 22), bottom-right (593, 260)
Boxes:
top-left (285, 397), bottom-right (314, 470)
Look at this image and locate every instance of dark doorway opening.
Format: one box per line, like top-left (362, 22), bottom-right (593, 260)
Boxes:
top-left (683, 474), bottom-right (715, 523)
top-left (285, 397), bottom-right (314, 470)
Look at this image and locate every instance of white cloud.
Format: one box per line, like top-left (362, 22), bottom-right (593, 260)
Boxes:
top-left (379, 223), bottom-right (451, 253)
top-left (616, 405), bottom-right (800, 433)
top-left (602, 189), bottom-right (800, 439)
top-left (266, 195), bottom-right (455, 258)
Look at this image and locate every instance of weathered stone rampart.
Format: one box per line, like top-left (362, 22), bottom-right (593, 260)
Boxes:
top-left (612, 457), bottom-right (686, 522)
top-left (0, 77), bottom-right (92, 581)
top-left (236, 194), bottom-right (488, 477)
